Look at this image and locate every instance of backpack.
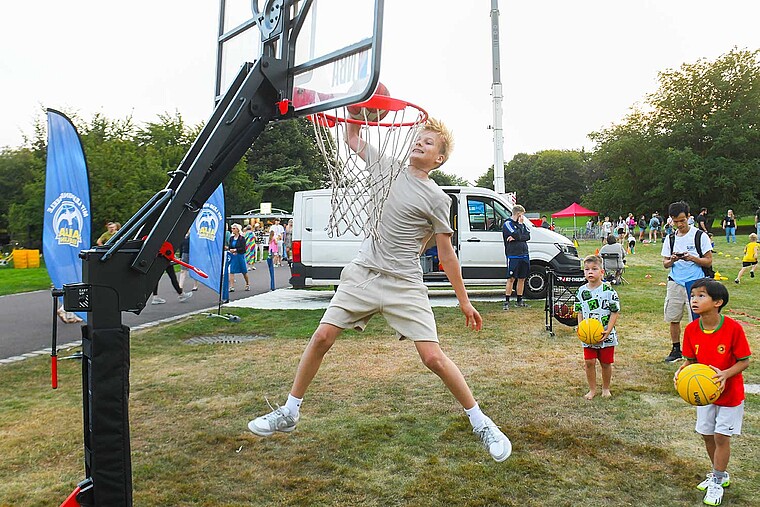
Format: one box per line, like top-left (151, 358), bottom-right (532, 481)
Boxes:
top-left (668, 230), bottom-right (714, 278)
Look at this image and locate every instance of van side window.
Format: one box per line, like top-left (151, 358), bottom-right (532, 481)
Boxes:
top-left (467, 197), bottom-right (509, 232)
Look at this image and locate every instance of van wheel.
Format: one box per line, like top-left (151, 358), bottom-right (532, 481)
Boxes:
top-left (525, 265), bottom-right (548, 300)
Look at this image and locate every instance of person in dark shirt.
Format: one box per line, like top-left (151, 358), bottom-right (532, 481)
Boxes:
top-left (695, 207), bottom-right (710, 233)
top-left (502, 204), bottom-right (531, 310)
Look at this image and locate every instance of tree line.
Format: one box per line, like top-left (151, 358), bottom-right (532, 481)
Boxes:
top-left (2, 48), bottom-right (758, 247)
top-left (479, 48), bottom-right (760, 219)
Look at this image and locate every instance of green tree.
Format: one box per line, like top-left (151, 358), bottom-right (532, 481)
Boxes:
top-left (476, 151), bottom-right (589, 211)
top-left (0, 147), bottom-right (44, 232)
top-left (429, 170), bottom-right (471, 186)
top-left (242, 118), bottom-right (328, 212)
top-left (588, 48), bottom-right (760, 216)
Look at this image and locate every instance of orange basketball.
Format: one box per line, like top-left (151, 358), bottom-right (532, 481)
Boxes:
top-left (676, 363), bottom-right (723, 406)
top-left (347, 82), bottom-right (390, 122)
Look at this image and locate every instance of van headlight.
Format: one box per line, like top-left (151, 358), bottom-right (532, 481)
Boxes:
top-left (555, 243), bottom-right (578, 258)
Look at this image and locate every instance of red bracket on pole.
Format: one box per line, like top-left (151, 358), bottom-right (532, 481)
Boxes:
top-left (158, 242), bottom-right (209, 278)
top-left (276, 99), bottom-right (291, 116)
top-left (59, 486), bottom-right (81, 507)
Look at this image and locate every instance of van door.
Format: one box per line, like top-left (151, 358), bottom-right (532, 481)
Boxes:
top-left (458, 195), bottom-right (509, 281)
top-left (301, 196), bottom-right (313, 265)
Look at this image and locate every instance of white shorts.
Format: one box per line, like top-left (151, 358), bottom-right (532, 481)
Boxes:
top-left (664, 280), bottom-right (693, 323)
top-left (696, 402), bottom-right (744, 436)
top-left (320, 263), bottom-right (438, 342)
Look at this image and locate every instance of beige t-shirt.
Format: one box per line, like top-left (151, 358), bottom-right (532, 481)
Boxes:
top-left (353, 147), bottom-right (453, 282)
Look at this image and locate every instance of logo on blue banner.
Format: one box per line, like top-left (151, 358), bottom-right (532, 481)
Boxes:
top-left (195, 205), bottom-right (222, 241)
top-left (190, 184), bottom-right (226, 296)
top-left (47, 192), bottom-right (89, 247)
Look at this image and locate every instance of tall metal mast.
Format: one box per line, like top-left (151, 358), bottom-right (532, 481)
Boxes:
top-left (490, 0), bottom-right (505, 194)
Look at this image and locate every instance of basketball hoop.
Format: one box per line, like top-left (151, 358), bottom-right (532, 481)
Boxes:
top-left (308, 91), bottom-right (428, 240)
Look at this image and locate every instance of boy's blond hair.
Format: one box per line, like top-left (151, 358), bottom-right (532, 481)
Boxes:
top-left (422, 117), bottom-right (454, 163)
top-left (512, 204), bottom-right (526, 216)
top-left (583, 254), bottom-right (603, 268)
top-left (750, 233), bottom-right (758, 242)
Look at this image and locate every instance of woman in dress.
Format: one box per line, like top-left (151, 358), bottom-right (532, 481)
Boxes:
top-left (228, 223), bottom-right (250, 291)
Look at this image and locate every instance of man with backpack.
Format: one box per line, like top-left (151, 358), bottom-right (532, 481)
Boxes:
top-left (661, 201), bottom-right (714, 363)
top-left (648, 212), bottom-right (661, 243)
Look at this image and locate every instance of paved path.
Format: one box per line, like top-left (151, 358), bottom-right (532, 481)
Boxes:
top-left (0, 262), bottom-right (292, 361)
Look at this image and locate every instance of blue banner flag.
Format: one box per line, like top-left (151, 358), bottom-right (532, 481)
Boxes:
top-left (190, 184), bottom-right (226, 297)
top-left (43, 109), bottom-right (91, 320)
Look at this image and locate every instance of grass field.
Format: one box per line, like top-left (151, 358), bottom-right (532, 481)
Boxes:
top-left (0, 264), bottom-right (51, 296)
top-left (0, 239), bottom-right (758, 506)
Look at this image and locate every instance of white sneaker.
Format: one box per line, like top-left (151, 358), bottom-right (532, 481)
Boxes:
top-left (248, 405), bottom-right (299, 437)
top-left (697, 472), bottom-right (730, 491)
top-left (473, 417), bottom-right (512, 462)
top-left (178, 292), bottom-right (193, 302)
top-left (703, 480), bottom-right (724, 506)
top-left (151, 297), bottom-right (166, 305)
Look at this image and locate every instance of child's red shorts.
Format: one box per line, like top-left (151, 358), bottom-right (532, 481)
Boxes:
top-left (583, 346), bottom-right (615, 363)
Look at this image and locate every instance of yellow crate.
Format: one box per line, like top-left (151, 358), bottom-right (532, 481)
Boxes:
top-left (26, 249), bottom-right (40, 268)
top-left (12, 249), bottom-right (28, 269)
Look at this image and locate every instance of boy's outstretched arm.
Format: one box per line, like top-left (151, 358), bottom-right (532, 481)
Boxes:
top-left (345, 121), bottom-right (368, 161)
top-left (436, 232), bottom-right (482, 331)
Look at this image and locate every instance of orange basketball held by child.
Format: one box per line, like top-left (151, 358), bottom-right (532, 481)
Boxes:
top-left (675, 363), bottom-right (723, 406)
top-left (577, 318), bottom-right (604, 345)
top-left (347, 82), bottom-right (390, 122)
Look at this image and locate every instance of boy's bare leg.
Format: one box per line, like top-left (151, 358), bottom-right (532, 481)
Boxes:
top-left (600, 362), bottom-right (612, 397)
top-left (248, 323), bottom-right (342, 437)
top-left (712, 433), bottom-right (731, 472)
top-left (702, 434), bottom-right (716, 463)
top-left (414, 341), bottom-right (476, 409)
top-left (583, 359), bottom-right (597, 400)
top-left (290, 323), bottom-right (343, 398)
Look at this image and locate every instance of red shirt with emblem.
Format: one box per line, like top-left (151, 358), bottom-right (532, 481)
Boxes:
top-left (683, 315), bottom-right (752, 407)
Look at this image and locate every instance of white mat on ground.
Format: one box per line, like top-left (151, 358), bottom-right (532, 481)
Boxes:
top-left (226, 288), bottom-right (507, 310)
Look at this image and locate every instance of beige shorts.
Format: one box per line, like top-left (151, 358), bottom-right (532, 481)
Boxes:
top-left (664, 280), bottom-right (694, 323)
top-left (320, 263), bottom-right (438, 342)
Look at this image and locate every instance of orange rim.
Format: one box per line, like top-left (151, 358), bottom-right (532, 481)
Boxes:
top-left (308, 95), bottom-right (428, 128)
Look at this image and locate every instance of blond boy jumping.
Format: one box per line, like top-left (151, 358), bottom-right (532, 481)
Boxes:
top-left (247, 118), bottom-right (511, 462)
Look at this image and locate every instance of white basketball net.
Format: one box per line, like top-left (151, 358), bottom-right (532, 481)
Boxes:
top-left (310, 100), bottom-right (427, 240)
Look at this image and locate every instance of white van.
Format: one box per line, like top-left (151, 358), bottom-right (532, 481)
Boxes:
top-left (289, 187), bottom-right (582, 299)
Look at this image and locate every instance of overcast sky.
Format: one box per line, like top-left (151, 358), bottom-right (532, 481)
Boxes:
top-left (2, 0), bottom-right (759, 185)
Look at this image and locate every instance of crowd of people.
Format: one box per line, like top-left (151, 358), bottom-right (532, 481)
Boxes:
top-left (587, 207), bottom-right (754, 248)
top-left (91, 216), bottom-right (295, 302)
top-left (226, 217), bottom-right (294, 292)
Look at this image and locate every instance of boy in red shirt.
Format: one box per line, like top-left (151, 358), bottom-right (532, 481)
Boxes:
top-left (675, 278), bottom-right (751, 506)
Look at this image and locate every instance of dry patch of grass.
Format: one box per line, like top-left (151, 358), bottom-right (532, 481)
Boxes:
top-left (1, 242), bottom-right (758, 506)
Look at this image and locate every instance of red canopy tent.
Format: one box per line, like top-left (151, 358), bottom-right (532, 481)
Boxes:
top-left (551, 202), bottom-right (598, 231)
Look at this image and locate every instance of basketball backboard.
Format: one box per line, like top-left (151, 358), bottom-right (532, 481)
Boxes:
top-left (215, 0), bottom-right (383, 116)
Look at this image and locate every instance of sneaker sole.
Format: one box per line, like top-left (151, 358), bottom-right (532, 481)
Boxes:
top-left (246, 420), bottom-right (297, 437)
top-left (697, 481), bottom-right (729, 492)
